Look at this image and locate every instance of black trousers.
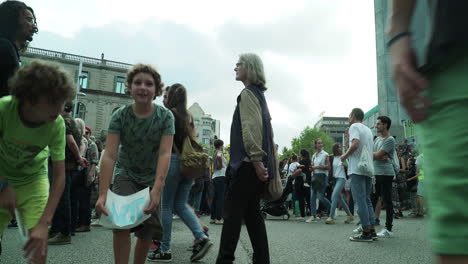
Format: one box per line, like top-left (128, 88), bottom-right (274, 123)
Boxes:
top-left (280, 176), bottom-right (306, 217)
top-left (51, 169), bottom-right (76, 235)
top-left (216, 162), bottom-right (270, 264)
top-left (372, 175), bottom-right (394, 231)
top-left (211, 176), bottom-right (226, 220)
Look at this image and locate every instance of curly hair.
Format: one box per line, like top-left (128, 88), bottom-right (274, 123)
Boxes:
top-left (9, 60), bottom-right (75, 105)
top-left (0, 1), bottom-right (37, 41)
top-left (126, 64), bottom-right (164, 98)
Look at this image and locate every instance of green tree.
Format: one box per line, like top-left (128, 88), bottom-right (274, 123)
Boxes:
top-left (287, 126), bottom-right (335, 158)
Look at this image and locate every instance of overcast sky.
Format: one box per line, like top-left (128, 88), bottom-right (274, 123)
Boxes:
top-left (28, 0), bottom-right (378, 150)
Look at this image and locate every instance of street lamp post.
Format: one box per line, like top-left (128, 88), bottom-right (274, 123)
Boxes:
top-left (73, 61), bottom-right (87, 118)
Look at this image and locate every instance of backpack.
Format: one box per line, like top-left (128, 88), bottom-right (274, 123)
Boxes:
top-left (179, 137), bottom-right (210, 179)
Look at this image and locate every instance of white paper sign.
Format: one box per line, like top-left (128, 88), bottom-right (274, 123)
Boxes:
top-left (100, 187), bottom-right (151, 229)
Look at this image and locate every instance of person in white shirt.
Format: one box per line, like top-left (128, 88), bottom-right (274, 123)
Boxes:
top-left (306, 139), bottom-right (331, 223)
top-left (326, 143), bottom-right (354, 225)
top-left (341, 108), bottom-right (376, 242)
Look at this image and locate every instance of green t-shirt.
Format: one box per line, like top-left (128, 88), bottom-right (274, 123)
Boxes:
top-left (0, 96), bottom-right (65, 186)
top-left (108, 104), bottom-right (175, 186)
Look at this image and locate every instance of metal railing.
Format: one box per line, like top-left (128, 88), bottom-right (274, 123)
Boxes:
top-left (25, 47), bottom-right (132, 70)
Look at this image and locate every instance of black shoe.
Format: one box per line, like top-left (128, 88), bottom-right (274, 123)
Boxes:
top-left (370, 230), bottom-right (378, 241)
top-left (191, 238), bottom-right (213, 262)
top-left (8, 220), bottom-right (18, 228)
top-left (349, 233), bottom-right (373, 242)
top-left (147, 251), bottom-right (172, 262)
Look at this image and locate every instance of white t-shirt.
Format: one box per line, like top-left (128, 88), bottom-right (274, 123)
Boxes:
top-left (312, 150), bottom-right (329, 175)
top-left (288, 162), bottom-right (300, 176)
top-left (332, 156), bottom-right (346, 179)
top-left (348, 123), bottom-right (374, 176)
top-left (212, 151), bottom-right (227, 178)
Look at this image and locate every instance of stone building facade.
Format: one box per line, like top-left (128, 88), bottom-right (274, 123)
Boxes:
top-left (188, 102), bottom-right (220, 146)
top-left (21, 47), bottom-right (133, 141)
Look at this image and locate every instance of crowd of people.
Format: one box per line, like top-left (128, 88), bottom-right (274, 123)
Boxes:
top-left (1, 0), bottom-right (468, 264)
top-left (278, 116), bottom-right (425, 238)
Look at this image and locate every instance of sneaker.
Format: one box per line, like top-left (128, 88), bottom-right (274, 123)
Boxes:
top-left (305, 216), bottom-right (318, 223)
top-left (48, 233), bottom-right (71, 245)
top-left (295, 216), bottom-right (305, 221)
top-left (91, 219), bottom-right (102, 227)
top-left (371, 230), bottom-right (378, 241)
top-left (172, 215), bottom-right (179, 220)
top-left (304, 183), bottom-right (310, 188)
top-left (215, 219), bottom-right (224, 225)
top-left (353, 226), bottom-right (363, 234)
top-left (190, 238), bottom-right (213, 262)
top-left (8, 220), bottom-right (18, 229)
top-left (344, 216), bottom-right (354, 224)
top-left (349, 233), bottom-right (373, 242)
top-left (149, 241), bottom-right (160, 253)
top-left (209, 219), bottom-right (216, 224)
top-left (377, 228), bottom-right (394, 238)
top-left (75, 225), bottom-right (90, 232)
top-left (147, 251), bottom-right (172, 262)
top-left (325, 217), bottom-right (335, 224)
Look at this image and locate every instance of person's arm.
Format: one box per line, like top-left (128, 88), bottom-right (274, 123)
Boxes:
top-left (95, 133), bottom-right (120, 216)
top-left (388, 0), bottom-right (429, 122)
top-left (341, 139), bottom-right (359, 162)
top-left (66, 135), bottom-right (87, 167)
top-left (144, 135), bottom-right (173, 214)
top-left (79, 138), bottom-right (87, 157)
top-left (87, 143), bottom-right (99, 185)
top-left (399, 157), bottom-right (407, 173)
top-left (239, 89), bottom-right (268, 181)
top-left (373, 149), bottom-right (388, 160)
top-left (23, 160), bottom-right (65, 262)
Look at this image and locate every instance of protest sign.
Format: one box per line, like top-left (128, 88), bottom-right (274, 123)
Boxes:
top-left (100, 187), bottom-right (151, 229)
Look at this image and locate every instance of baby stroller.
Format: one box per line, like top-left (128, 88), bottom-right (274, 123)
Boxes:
top-left (260, 199), bottom-right (290, 220)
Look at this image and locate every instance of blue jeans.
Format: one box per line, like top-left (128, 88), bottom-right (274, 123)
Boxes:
top-left (189, 190), bottom-right (203, 212)
top-left (161, 154), bottom-right (205, 252)
top-left (310, 184), bottom-right (331, 216)
top-left (350, 174), bottom-right (375, 229)
top-left (330, 178), bottom-right (351, 218)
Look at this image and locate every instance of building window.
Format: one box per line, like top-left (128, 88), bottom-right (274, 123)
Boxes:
top-left (115, 77), bottom-right (126, 94)
top-left (76, 102), bottom-right (86, 120)
top-left (79, 71), bottom-right (89, 89)
top-left (202, 138), bottom-right (210, 145)
top-left (203, 129), bottom-right (210, 136)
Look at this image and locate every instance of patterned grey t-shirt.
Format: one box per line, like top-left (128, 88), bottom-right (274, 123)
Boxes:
top-left (108, 104), bottom-right (175, 186)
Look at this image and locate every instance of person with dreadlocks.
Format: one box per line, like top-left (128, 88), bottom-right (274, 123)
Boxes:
top-left (0, 0), bottom-right (38, 98)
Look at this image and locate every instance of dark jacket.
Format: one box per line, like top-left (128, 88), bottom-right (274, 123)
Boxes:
top-left (229, 84), bottom-right (275, 180)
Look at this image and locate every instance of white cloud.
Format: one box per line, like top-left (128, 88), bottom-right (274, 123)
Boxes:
top-left (27, 0), bottom-right (377, 150)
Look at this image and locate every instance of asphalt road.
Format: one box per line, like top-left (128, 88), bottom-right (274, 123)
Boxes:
top-left (1, 211), bottom-right (432, 264)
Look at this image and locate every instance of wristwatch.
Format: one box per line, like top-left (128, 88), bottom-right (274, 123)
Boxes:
top-left (0, 181), bottom-right (9, 192)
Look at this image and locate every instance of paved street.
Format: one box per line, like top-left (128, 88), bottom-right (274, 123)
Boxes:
top-left (1, 211), bottom-right (432, 264)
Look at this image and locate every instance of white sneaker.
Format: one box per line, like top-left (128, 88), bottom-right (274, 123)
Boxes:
top-left (303, 183), bottom-right (310, 188)
top-left (305, 216), bottom-right (318, 223)
top-left (377, 229), bottom-right (394, 238)
top-left (353, 226), bottom-right (363, 234)
top-left (90, 219), bottom-right (102, 227)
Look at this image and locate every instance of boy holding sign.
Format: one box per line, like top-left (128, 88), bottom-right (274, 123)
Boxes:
top-left (0, 60), bottom-right (75, 264)
top-left (95, 64), bottom-right (174, 264)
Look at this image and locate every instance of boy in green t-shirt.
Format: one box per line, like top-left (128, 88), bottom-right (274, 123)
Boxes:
top-left (0, 60), bottom-right (75, 264)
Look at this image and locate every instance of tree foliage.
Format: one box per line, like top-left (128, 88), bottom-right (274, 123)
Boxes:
top-left (280, 126), bottom-right (335, 160)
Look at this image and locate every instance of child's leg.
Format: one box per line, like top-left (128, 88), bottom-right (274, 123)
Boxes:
top-left (113, 229), bottom-right (131, 264)
top-left (134, 237), bottom-right (152, 264)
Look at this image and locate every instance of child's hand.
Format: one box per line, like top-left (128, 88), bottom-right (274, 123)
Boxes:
top-left (78, 157), bottom-right (89, 168)
top-left (95, 196), bottom-right (109, 216)
top-left (23, 221), bottom-right (48, 264)
top-left (0, 185), bottom-right (17, 216)
top-left (144, 189), bottom-right (161, 215)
